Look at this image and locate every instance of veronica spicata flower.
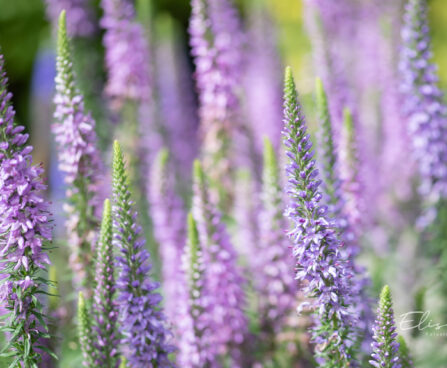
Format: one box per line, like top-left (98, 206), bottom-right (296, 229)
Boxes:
top-left (189, 0), bottom-right (244, 206)
top-left (400, 0), bottom-right (447, 222)
top-left (92, 199), bottom-right (119, 367)
top-left (192, 160), bottom-right (248, 366)
top-left (369, 285), bottom-right (401, 368)
top-left (177, 213), bottom-right (219, 367)
top-left (0, 52), bottom-right (54, 366)
top-left (148, 149), bottom-right (186, 327)
top-left (283, 67), bottom-right (357, 366)
top-left (53, 11), bottom-right (103, 294)
top-left (112, 141), bottom-right (175, 367)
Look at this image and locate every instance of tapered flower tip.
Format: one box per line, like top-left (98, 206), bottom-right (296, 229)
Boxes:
top-left (343, 107), bottom-right (354, 134)
top-left (263, 136), bottom-right (277, 172)
top-left (78, 291), bottom-right (85, 310)
top-left (100, 199), bottom-right (112, 239)
top-left (155, 147), bottom-right (170, 169)
top-left (187, 212), bottom-right (200, 265)
top-left (193, 159), bottom-right (205, 186)
top-left (315, 77), bottom-right (328, 110)
top-left (283, 66), bottom-right (299, 106)
top-left (58, 10), bottom-right (68, 52)
top-left (284, 66), bottom-right (293, 84)
top-left (315, 77), bottom-right (323, 96)
top-left (119, 357), bottom-right (128, 368)
top-left (379, 285), bottom-right (391, 307)
top-left (113, 140), bottom-right (122, 158)
top-left (113, 140), bottom-right (124, 171)
top-left (103, 198), bottom-right (111, 218)
top-left (284, 66), bottom-right (296, 92)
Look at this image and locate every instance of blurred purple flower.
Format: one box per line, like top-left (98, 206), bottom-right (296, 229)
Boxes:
top-left (155, 32), bottom-right (198, 180)
top-left (101, 0), bottom-right (152, 105)
top-left (244, 5), bottom-right (283, 153)
top-left (256, 138), bottom-right (296, 345)
top-left (112, 141), bottom-right (176, 368)
top-left (177, 214), bottom-right (220, 367)
top-left (192, 160), bottom-right (248, 367)
top-left (189, 0), bottom-right (244, 204)
top-left (149, 149), bottom-right (186, 328)
top-left (44, 0), bottom-right (96, 37)
top-left (53, 13), bottom-right (103, 293)
top-left (400, 0), bottom-right (447, 224)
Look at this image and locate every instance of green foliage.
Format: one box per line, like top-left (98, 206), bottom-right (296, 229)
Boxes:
top-left (77, 292), bottom-right (94, 367)
top-left (397, 335), bottom-right (413, 368)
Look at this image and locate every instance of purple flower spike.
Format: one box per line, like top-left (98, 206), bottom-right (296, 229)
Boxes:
top-left (155, 32), bottom-right (198, 181)
top-left (92, 199), bottom-right (119, 367)
top-left (149, 149), bottom-right (186, 328)
top-left (0, 53), bottom-right (54, 365)
top-left (400, 0), bottom-right (447, 223)
top-left (283, 67), bottom-right (358, 366)
top-left (257, 138), bottom-right (296, 343)
top-left (316, 78), bottom-right (373, 353)
top-left (53, 12), bottom-right (103, 294)
top-left (244, 4), bottom-right (283, 153)
top-left (369, 286), bottom-right (401, 368)
top-left (101, 0), bottom-right (152, 105)
top-left (192, 160), bottom-right (249, 367)
top-left (189, 0), bottom-right (244, 205)
top-left (112, 141), bottom-right (176, 368)
top-left (177, 213), bottom-right (220, 368)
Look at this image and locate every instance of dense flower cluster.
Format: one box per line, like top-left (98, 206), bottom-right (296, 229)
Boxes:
top-left (400, 0), bottom-right (447, 217)
top-left (177, 213), bottom-right (217, 367)
top-left (101, 0), bottom-right (152, 104)
top-left (53, 12), bottom-right (103, 293)
top-left (189, 0), bottom-right (244, 204)
top-left (155, 37), bottom-right (198, 180)
top-left (44, 0), bottom-right (96, 37)
top-left (283, 67), bottom-right (357, 365)
top-left (112, 141), bottom-right (175, 368)
top-left (192, 160), bottom-right (248, 366)
top-left (256, 138), bottom-right (296, 342)
top-left (92, 199), bottom-right (119, 367)
top-left (149, 149), bottom-right (186, 326)
top-left (316, 78), bottom-right (373, 350)
top-left (0, 53), bottom-right (52, 366)
top-left (244, 5), bottom-right (283, 153)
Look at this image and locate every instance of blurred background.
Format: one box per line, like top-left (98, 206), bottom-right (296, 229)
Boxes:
top-left (1, 0), bottom-right (447, 165)
top-left (1, 0), bottom-right (447, 366)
